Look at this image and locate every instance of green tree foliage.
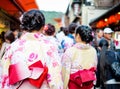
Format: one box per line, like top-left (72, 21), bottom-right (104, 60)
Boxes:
top-left (41, 11), bottom-right (63, 25)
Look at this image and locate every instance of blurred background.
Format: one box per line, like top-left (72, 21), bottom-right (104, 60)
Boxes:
top-left (0, 0), bottom-right (120, 48)
top-left (0, 0), bottom-right (120, 31)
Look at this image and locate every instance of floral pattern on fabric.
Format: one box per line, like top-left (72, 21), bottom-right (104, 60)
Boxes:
top-left (1, 32), bottom-right (63, 89)
top-left (45, 36), bottom-right (64, 58)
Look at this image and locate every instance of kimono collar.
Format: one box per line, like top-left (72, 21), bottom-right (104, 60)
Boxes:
top-left (73, 43), bottom-right (91, 50)
top-left (22, 32), bottom-right (45, 41)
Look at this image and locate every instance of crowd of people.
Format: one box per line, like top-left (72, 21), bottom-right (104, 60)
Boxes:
top-left (0, 9), bottom-right (119, 89)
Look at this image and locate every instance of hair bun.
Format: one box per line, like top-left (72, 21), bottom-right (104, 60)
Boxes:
top-left (20, 9), bottom-right (45, 32)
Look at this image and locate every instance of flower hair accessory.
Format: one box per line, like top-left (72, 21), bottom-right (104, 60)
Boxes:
top-left (43, 25), bottom-right (48, 31)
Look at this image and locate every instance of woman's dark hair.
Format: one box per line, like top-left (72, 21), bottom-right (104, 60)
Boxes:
top-left (99, 39), bottom-right (109, 83)
top-left (63, 27), bottom-right (69, 36)
top-left (99, 39), bottom-right (109, 48)
top-left (20, 9), bottom-right (45, 32)
top-left (4, 30), bottom-right (15, 43)
top-left (75, 25), bottom-right (93, 43)
top-left (44, 23), bottom-right (55, 36)
top-left (99, 39), bottom-right (117, 87)
top-left (68, 23), bottom-right (77, 34)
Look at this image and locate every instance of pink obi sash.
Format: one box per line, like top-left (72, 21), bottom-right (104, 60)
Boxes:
top-left (9, 60), bottom-right (48, 88)
top-left (68, 67), bottom-right (96, 89)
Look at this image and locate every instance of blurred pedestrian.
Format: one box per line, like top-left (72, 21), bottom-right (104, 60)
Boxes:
top-left (1, 9), bottom-right (63, 89)
top-left (92, 29), bottom-right (103, 53)
top-left (98, 39), bottom-right (120, 89)
top-left (101, 27), bottom-right (115, 51)
top-left (43, 23), bottom-right (63, 58)
top-left (56, 26), bottom-right (65, 44)
top-left (61, 23), bottom-right (77, 52)
top-left (96, 29), bottom-right (104, 43)
top-left (0, 30), bottom-right (15, 59)
top-left (62, 25), bottom-right (97, 89)
top-left (11, 28), bottom-right (19, 39)
top-left (0, 30), bottom-right (15, 86)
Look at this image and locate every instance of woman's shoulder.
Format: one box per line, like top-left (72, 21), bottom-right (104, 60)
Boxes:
top-left (65, 46), bottom-right (76, 54)
top-left (90, 45), bottom-right (97, 51)
top-left (68, 43), bottom-right (97, 53)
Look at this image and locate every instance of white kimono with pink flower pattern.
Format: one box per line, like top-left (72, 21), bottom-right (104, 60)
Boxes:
top-left (1, 32), bottom-right (63, 89)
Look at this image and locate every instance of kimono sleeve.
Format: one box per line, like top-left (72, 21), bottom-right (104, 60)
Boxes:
top-left (45, 45), bottom-right (63, 89)
top-left (61, 49), bottom-right (72, 89)
top-left (1, 46), bottom-right (12, 88)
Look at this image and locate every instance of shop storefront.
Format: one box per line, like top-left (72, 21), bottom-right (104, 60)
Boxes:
top-left (0, 9), bottom-right (19, 48)
top-left (0, 13), bottom-right (10, 33)
top-left (0, 0), bottom-right (38, 48)
top-left (89, 3), bottom-right (120, 50)
top-left (0, 9), bottom-right (20, 33)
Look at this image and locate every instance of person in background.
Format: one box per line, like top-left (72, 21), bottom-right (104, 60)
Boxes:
top-left (0, 30), bottom-right (15, 59)
top-left (96, 29), bottom-right (104, 44)
top-left (60, 27), bottom-right (69, 51)
top-left (61, 23), bottom-right (77, 52)
top-left (62, 25), bottom-right (97, 89)
top-left (62, 27), bottom-right (69, 36)
top-left (101, 27), bottom-right (115, 51)
top-left (11, 28), bottom-right (19, 39)
top-left (0, 30), bottom-right (15, 84)
top-left (91, 29), bottom-right (104, 89)
top-left (68, 23), bottom-right (78, 41)
top-left (1, 9), bottom-right (63, 89)
top-left (43, 23), bottom-right (63, 58)
top-left (98, 39), bottom-right (120, 89)
top-left (92, 29), bottom-right (103, 53)
top-left (56, 26), bottom-right (65, 44)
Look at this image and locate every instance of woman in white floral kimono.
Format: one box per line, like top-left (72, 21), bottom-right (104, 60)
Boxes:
top-left (1, 9), bottom-right (63, 89)
top-left (62, 25), bottom-right (98, 89)
top-left (43, 23), bottom-right (64, 58)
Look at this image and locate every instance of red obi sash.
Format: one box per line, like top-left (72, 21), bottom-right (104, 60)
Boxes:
top-left (68, 67), bottom-right (96, 89)
top-left (9, 60), bottom-right (48, 88)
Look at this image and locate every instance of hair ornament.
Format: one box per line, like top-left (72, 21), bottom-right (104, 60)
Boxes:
top-left (44, 25), bottom-right (48, 31)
